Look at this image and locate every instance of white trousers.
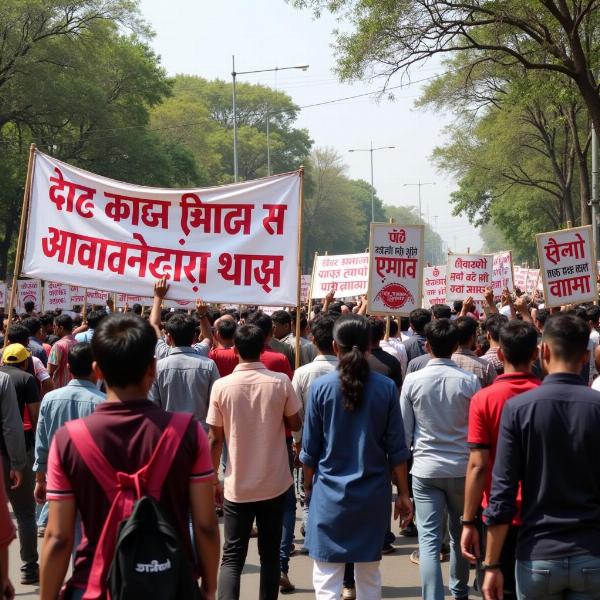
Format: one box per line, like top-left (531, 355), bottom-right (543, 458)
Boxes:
top-left (313, 560), bottom-right (382, 600)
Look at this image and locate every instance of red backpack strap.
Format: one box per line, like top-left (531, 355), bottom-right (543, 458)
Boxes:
top-left (140, 412), bottom-right (194, 498)
top-left (64, 413), bottom-right (194, 600)
top-left (64, 419), bottom-right (119, 501)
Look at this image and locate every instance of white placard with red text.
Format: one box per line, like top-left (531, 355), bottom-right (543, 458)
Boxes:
top-left (446, 254), bottom-right (493, 302)
top-left (44, 282), bottom-right (71, 311)
top-left (367, 224), bottom-right (424, 316)
top-left (300, 275), bottom-right (311, 303)
top-left (69, 286), bottom-right (86, 307)
top-left (17, 279), bottom-right (42, 313)
top-left (536, 225), bottom-right (597, 307)
top-left (423, 265), bottom-right (447, 308)
top-left (115, 293), bottom-right (153, 309)
top-left (492, 251), bottom-right (514, 300)
top-left (310, 253), bottom-right (369, 299)
top-left (23, 151), bottom-right (301, 306)
top-left (86, 289), bottom-right (109, 306)
top-left (513, 266), bottom-right (540, 293)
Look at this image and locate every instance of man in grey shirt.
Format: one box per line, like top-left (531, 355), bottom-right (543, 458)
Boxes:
top-left (400, 319), bottom-right (480, 600)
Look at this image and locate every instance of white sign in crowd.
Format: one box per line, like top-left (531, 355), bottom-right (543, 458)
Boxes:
top-left (309, 253), bottom-right (369, 300)
top-left (367, 224), bottom-right (424, 316)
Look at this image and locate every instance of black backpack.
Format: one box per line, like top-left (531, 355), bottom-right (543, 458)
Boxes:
top-left (108, 496), bottom-right (201, 600)
top-left (65, 412), bottom-right (201, 600)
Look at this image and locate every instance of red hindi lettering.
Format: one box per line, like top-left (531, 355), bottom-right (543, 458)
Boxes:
top-left (49, 167), bottom-right (96, 218)
top-left (262, 204), bottom-right (287, 235)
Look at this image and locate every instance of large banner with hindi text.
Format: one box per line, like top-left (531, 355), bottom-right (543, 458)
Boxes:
top-left (536, 225), bottom-right (597, 307)
top-left (22, 151), bottom-right (301, 306)
top-left (310, 253), bottom-right (369, 299)
top-left (367, 224), bottom-right (424, 316)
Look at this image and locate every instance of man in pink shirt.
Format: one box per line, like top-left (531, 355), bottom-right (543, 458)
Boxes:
top-left (207, 324), bottom-right (302, 600)
top-left (47, 314), bottom-right (77, 389)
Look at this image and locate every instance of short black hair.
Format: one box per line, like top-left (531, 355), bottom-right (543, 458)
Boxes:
top-left (68, 342), bottom-right (94, 378)
top-left (91, 313), bottom-right (156, 387)
top-left (455, 316), bottom-right (478, 346)
top-left (535, 308), bottom-right (550, 326)
top-left (499, 321), bottom-right (538, 367)
top-left (368, 317), bottom-right (385, 344)
top-left (311, 316), bottom-right (336, 354)
top-left (389, 319), bottom-right (398, 337)
top-left (22, 317), bottom-right (41, 337)
top-left (7, 324), bottom-right (30, 345)
top-left (132, 303), bottom-right (143, 315)
top-left (271, 310), bottom-right (292, 326)
top-left (453, 300), bottom-right (463, 314)
top-left (234, 324), bottom-right (265, 361)
top-left (432, 304), bottom-right (452, 320)
top-left (587, 305), bottom-right (600, 325)
top-left (86, 310), bottom-right (106, 330)
top-left (425, 318), bottom-right (458, 358)
top-left (543, 313), bottom-right (590, 362)
top-left (164, 314), bottom-right (196, 346)
top-left (483, 314), bottom-right (508, 342)
top-left (246, 311), bottom-right (273, 338)
top-left (54, 313), bottom-right (73, 332)
top-left (24, 301), bottom-right (35, 313)
top-left (217, 319), bottom-right (237, 341)
top-left (39, 313), bottom-right (54, 328)
top-left (409, 308), bottom-right (432, 334)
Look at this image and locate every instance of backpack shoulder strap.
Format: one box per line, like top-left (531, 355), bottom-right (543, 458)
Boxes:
top-left (142, 412), bottom-right (194, 497)
top-left (65, 419), bottom-right (118, 500)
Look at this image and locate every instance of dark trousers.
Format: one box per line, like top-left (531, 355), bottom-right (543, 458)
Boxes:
top-left (218, 493), bottom-right (286, 600)
top-left (476, 522), bottom-right (519, 596)
top-left (2, 449), bottom-right (38, 569)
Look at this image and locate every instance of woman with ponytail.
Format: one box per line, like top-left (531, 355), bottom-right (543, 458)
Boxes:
top-left (300, 315), bottom-right (413, 599)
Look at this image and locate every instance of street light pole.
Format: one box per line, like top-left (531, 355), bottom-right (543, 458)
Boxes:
top-left (231, 60), bottom-right (309, 182)
top-left (403, 181), bottom-right (436, 222)
top-left (348, 143), bottom-right (396, 223)
top-left (232, 55), bottom-right (238, 182)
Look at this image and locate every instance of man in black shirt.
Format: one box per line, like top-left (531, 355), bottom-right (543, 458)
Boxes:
top-left (0, 344), bottom-right (41, 584)
top-left (368, 318), bottom-right (402, 390)
top-left (482, 313), bottom-right (600, 600)
top-left (402, 309), bottom-right (431, 363)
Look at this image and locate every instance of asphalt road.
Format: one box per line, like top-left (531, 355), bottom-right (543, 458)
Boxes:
top-left (7, 512), bottom-right (464, 599)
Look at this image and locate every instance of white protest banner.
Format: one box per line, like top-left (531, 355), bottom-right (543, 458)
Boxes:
top-left (423, 265), bottom-right (447, 308)
top-left (446, 254), bottom-right (493, 302)
top-left (367, 224), bottom-right (424, 316)
top-left (300, 274), bottom-right (311, 303)
top-left (514, 266), bottom-right (542, 293)
top-left (22, 150), bottom-right (301, 306)
top-left (44, 282), bottom-right (71, 311)
top-left (310, 253), bottom-right (369, 299)
top-left (536, 225), bottom-right (597, 307)
top-left (492, 251), bottom-right (514, 300)
top-left (86, 289), bottom-right (109, 305)
top-left (163, 298), bottom-right (195, 310)
top-left (70, 286), bottom-right (86, 307)
top-left (115, 293), bottom-right (153, 309)
top-left (17, 279), bottom-right (42, 313)
top-left (0, 283), bottom-right (6, 308)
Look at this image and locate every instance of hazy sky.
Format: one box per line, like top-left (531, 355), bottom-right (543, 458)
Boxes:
top-left (138, 0), bottom-right (481, 252)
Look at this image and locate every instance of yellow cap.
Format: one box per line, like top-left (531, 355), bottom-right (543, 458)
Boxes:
top-left (2, 344), bottom-right (31, 365)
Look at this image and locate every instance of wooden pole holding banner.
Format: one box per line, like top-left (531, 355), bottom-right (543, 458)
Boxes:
top-left (384, 218), bottom-right (394, 340)
top-left (294, 167), bottom-right (305, 370)
top-left (307, 251), bottom-right (318, 318)
top-left (4, 143), bottom-right (36, 350)
top-left (82, 289), bottom-right (88, 322)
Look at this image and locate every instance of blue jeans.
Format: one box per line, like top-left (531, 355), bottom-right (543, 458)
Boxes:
top-left (412, 476), bottom-right (469, 600)
top-left (279, 485), bottom-right (296, 574)
top-left (516, 555), bottom-right (600, 599)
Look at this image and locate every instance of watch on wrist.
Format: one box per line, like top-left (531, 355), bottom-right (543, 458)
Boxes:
top-left (481, 562), bottom-right (502, 571)
top-left (460, 515), bottom-right (479, 526)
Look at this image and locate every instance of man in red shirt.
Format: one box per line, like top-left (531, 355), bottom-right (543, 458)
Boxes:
top-left (246, 312), bottom-right (293, 379)
top-left (40, 314), bottom-right (220, 600)
top-left (461, 320), bottom-right (540, 597)
top-left (209, 317), bottom-right (239, 378)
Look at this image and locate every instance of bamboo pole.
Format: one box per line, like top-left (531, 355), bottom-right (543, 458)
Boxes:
top-left (384, 217), bottom-right (394, 339)
top-left (4, 144), bottom-right (36, 349)
top-left (294, 167), bottom-right (305, 370)
top-left (307, 251), bottom-right (318, 318)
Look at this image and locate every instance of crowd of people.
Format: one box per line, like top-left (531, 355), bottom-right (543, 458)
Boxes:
top-left (0, 278), bottom-right (598, 600)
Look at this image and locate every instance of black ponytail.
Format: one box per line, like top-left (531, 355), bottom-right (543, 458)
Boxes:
top-left (333, 315), bottom-right (371, 412)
